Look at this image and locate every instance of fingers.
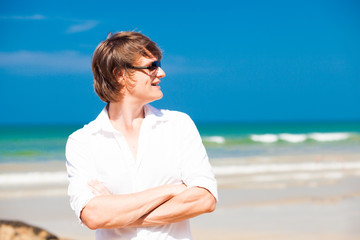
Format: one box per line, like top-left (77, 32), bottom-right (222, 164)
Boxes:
top-left (88, 180), bottom-right (112, 196)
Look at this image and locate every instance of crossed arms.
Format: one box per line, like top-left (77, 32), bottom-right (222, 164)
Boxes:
top-left (67, 113), bottom-right (217, 230)
top-left (81, 181), bottom-right (216, 230)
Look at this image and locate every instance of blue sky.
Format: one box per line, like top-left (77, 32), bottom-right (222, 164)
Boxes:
top-left (0, 0), bottom-right (359, 124)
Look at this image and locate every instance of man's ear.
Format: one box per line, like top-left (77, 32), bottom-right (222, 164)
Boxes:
top-left (113, 68), bottom-right (125, 85)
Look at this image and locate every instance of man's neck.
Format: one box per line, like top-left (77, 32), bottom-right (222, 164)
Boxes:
top-left (108, 100), bottom-right (145, 131)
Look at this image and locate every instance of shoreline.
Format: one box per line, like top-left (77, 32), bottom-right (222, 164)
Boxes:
top-left (1, 153), bottom-right (360, 239)
top-left (1, 151), bottom-right (359, 171)
top-left (1, 152), bottom-right (359, 190)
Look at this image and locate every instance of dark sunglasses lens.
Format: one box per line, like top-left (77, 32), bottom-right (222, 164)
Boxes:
top-left (150, 61), bottom-right (160, 70)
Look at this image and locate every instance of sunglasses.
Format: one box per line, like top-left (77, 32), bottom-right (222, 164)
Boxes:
top-left (130, 60), bottom-right (161, 72)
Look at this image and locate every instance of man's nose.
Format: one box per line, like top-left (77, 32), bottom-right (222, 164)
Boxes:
top-left (156, 67), bottom-right (166, 78)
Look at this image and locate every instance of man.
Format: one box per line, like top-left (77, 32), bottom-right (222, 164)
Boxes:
top-left (66, 31), bottom-right (218, 240)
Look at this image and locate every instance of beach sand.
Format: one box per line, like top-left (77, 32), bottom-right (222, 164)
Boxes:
top-left (1, 154), bottom-right (360, 240)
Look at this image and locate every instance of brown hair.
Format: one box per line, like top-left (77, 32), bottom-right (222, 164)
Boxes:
top-left (92, 31), bottom-right (162, 103)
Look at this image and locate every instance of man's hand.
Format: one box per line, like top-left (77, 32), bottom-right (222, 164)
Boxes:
top-left (81, 181), bottom-right (188, 229)
top-left (129, 186), bottom-right (216, 227)
top-left (88, 180), bottom-right (112, 196)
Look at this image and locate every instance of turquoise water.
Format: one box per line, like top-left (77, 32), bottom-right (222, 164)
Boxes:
top-left (1, 122), bottom-right (360, 163)
top-left (0, 125), bottom-right (79, 163)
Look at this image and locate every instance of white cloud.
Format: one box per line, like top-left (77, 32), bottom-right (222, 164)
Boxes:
top-left (162, 54), bottom-right (220, 75)
top-left (0, 50), bottom-right (92, 75)
top-left (1, 14), bottom-right (98, 34)
top-left (0, 14), bottom-right (46, 20)
top-left (66, 20), bottom-right (99, 34)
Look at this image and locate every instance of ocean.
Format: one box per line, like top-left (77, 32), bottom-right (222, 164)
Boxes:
top-left (1, 122), bottom-right (360, 189)
top-left (1, 122), bottom-right (360, 163)
top-left (198, 122), bottom-right (360, 158)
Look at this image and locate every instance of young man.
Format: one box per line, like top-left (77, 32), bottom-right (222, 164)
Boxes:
top-left (66, 31), bottom-right (218, 240)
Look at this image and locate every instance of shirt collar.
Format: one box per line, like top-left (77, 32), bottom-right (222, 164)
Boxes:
top-left (88, 104), bottom-right (169, 134)
top-left (143, 104), bottom-right (169, 122)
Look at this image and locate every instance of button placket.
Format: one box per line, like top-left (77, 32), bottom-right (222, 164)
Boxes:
top-left (113, 132), bottom-right (135, 166)
top-left (132, 118), bottom-right (149, 192)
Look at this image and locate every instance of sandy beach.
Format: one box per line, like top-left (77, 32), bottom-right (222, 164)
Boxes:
top-left (1, 153), bottom-right (360, 240)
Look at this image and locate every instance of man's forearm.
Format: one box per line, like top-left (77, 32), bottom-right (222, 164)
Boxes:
top-left (81, 184), bottom-right (186, 229)
top-left (128, 187), bottom-right (216, 227)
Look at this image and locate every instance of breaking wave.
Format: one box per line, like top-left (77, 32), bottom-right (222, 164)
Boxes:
top-left (202, 132), bottom-right (357, 145)
top-left (0, 171), bottom-right (67, 186)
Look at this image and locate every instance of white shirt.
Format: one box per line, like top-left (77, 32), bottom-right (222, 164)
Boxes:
top-left (66, 104), bottom-right (218, 240)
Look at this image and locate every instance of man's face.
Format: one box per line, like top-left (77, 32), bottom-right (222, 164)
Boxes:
top-left (124, 56), bottom-right (166, 105)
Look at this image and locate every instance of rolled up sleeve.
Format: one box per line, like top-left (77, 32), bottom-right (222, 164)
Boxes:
top-left (65, 133), bottom-right (96, 223)
top-left (177, 114), bottom-right (218, 201)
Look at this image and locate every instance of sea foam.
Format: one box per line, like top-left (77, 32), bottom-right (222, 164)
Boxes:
top-left (1, 162), bottom-right (360, 187)
top-left (308, 132), bottom-right (350, 142)
top-left (250, 134), bottom-right (278, 143)
top-left (230, 132), bottom-right (353, 144)
top-left (279, 133), bottom-right (307, 143)
top-left (246, 171), bottom-right (347, 183)
top-left (212, 161), bottom-right (360, 176)
top-left (0, 171), bottom-right (68, 186)
top-left (203, 136), bottom-right (226, 144)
